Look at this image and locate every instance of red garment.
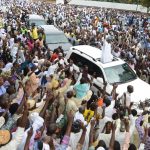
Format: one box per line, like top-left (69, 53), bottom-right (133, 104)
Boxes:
top-left (27, 40), bottom-right (34, 51)
top-left (50, 53), bottom-right (58, 62)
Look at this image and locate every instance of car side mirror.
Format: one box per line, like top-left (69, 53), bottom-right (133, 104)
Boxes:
top-left (97, 77), bottom-right (103, 84)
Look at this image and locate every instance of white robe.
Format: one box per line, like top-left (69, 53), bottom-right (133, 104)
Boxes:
top-left (101, 39), bottom-right (113, 63)
top-left (56, 0), bottom-right (64, 4)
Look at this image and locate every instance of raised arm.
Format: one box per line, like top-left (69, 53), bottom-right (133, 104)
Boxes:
top-left (16, 82), bottom-right (26, 114)
top-left (77, 125), bottom-right (87, 150)
top-left (111, 83), bottom-right (118, 100)
top-left (39, 92), bottom-right (54, 118)
top-left (122, 119), bottom-right (130, 150)
top-left (17, 103), bottom-right (29, 128)
top-left (59, 112), bottom-right (74, 149)
top-left (2, 105), bottom-right (29, 149)
top-left (101, 106), bottom-right (106, 119)
top-left (64, 113), bottom-right (74, 137)
top-left (16, 93), bottom-right (26, 114)
top-left (49, 100), bottom-right (59, 124)
top-left (103, 32), bottom-right (106, 40)
top-left (109, 123), bottom-right (116, 150)
top-left (24, 127), bottom-right (33, 150)
top-left (124, 93), bottom-right (126, 106)
top-left (89, 119), bottom-right (96, 147)
top-left (101, 82), bottom-right (107, 99)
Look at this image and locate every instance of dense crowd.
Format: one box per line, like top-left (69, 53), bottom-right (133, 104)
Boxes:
top-left (0, 0), bottom-right (150, 150)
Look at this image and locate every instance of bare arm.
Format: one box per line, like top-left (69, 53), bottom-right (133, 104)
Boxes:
top-left (101, 82), bottom-right (107, 99)
top-left (24, 128), bottom-right (33, 150)
top-left (111, 83), bottom-right (118, 100)
top-left (16, 82), bottom-right (26, 114)
top-left (101, 106), bottom-right (105, 119)
top-left (103, 32), bottom-right (106, 40)
top-left (109, 123), bottom-right (116, 150)
top-left (77, 125), bottom-right (87, 150)
top-left (17, 104), bottom-right (29, 128)
top-left (64, 113), bottom-right (74, 137)
top-left (124, 93), bottom-right (126, 106)
top-left (89, 119), bottom-right (96, 147)
top-left (39, 92), bottom-right (54, 118)
top-left (49, 106), bottom-right (57, 124)
top-left (122, 119), bottom-right (130, 150)
top-left (16, 93), bottom-right (26, 114)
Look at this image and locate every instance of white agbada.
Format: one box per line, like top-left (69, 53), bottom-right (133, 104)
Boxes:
top-left (11, 44), bottom-right (18, 62)
top-left (0, 28), bottom-right (6, 39)
top-left (101, 39), bottom-right (113, 64)
top-left (56, 0), bottom-right (64, 4)
top-left (74, 111), bottom-right (87, 125)
top-left (0, 39), bottom-right (3, 48)
top-left (47, 64), bottom-right (58, 76)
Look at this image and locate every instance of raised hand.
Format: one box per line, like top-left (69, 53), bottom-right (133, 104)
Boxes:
top-left (112, 123), bottom-right (116, 132)
top-left (113, 83), bottom-right (118, 89)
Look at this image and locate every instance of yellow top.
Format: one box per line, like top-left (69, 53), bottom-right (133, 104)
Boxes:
top-left (31, 27), bottom-right (38, 40)
top-left (83, 109), bottom-right (94, 123)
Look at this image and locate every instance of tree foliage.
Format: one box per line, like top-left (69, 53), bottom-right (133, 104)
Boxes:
top-left (94, 0), bottom-right (138, 4)
top-left (140, 0), bottom-right (150, 11)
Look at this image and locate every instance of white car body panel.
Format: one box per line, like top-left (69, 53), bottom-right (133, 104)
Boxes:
top-left (39, 25), bottom-right (72, 51)
top-left (66, 45), bottom-right (150, 105)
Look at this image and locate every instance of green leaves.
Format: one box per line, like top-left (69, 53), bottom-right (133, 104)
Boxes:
top-left (140, 0), bottom-right (150, 12)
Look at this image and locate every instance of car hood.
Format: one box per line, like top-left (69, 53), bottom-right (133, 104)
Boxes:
top-left (116, 78), bottom-right (150, 103)
top-left (48, 43), bottom-right (72, 51)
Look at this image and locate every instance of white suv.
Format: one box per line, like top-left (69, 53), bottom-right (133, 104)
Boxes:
top-left (66, 45), bottom-right (150, 109)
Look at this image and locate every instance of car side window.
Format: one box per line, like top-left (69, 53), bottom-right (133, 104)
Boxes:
top-left (69, 52), bottom-right (104, 79)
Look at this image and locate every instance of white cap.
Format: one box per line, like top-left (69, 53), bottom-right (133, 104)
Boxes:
top-left (97, 147), bottom-right (105, 150)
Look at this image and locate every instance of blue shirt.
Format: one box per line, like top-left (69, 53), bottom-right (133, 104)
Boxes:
top-left (74, 83), bottom-right (90, 99)
top-left (0, 85), bottom-right (6, 96)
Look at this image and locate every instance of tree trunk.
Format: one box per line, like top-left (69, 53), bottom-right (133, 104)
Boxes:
top-left (147, 7), bottom-right (149, 13)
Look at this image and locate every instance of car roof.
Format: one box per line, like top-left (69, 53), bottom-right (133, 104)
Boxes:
top-left (71, 45), bottom-right (102, 59)
top-left (70, 45), bottom-right (125, 68)
top-left (39, 25), bottom-right (63, 34)
top-left (28, 14), bottom-right (44, 20)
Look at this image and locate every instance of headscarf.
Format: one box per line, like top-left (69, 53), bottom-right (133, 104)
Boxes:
top-left (0, 130), bottom-right (11, 145)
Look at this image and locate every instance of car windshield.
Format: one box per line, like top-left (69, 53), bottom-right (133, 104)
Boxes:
top-left (46, 34), bottom-right (69, 44)
top-left (104, 63), bottom-right (137, 84)
top-left (29, 20), bottom-right (46, 26)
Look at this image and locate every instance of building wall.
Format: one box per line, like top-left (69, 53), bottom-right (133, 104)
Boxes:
top-left (69, 0), bottom-right (148, 13)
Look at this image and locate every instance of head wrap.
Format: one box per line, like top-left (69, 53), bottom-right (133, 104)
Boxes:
top-left (97, 147), bottom-right (105, 150)
top-left (0, 130), bottom-right (11, 145)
